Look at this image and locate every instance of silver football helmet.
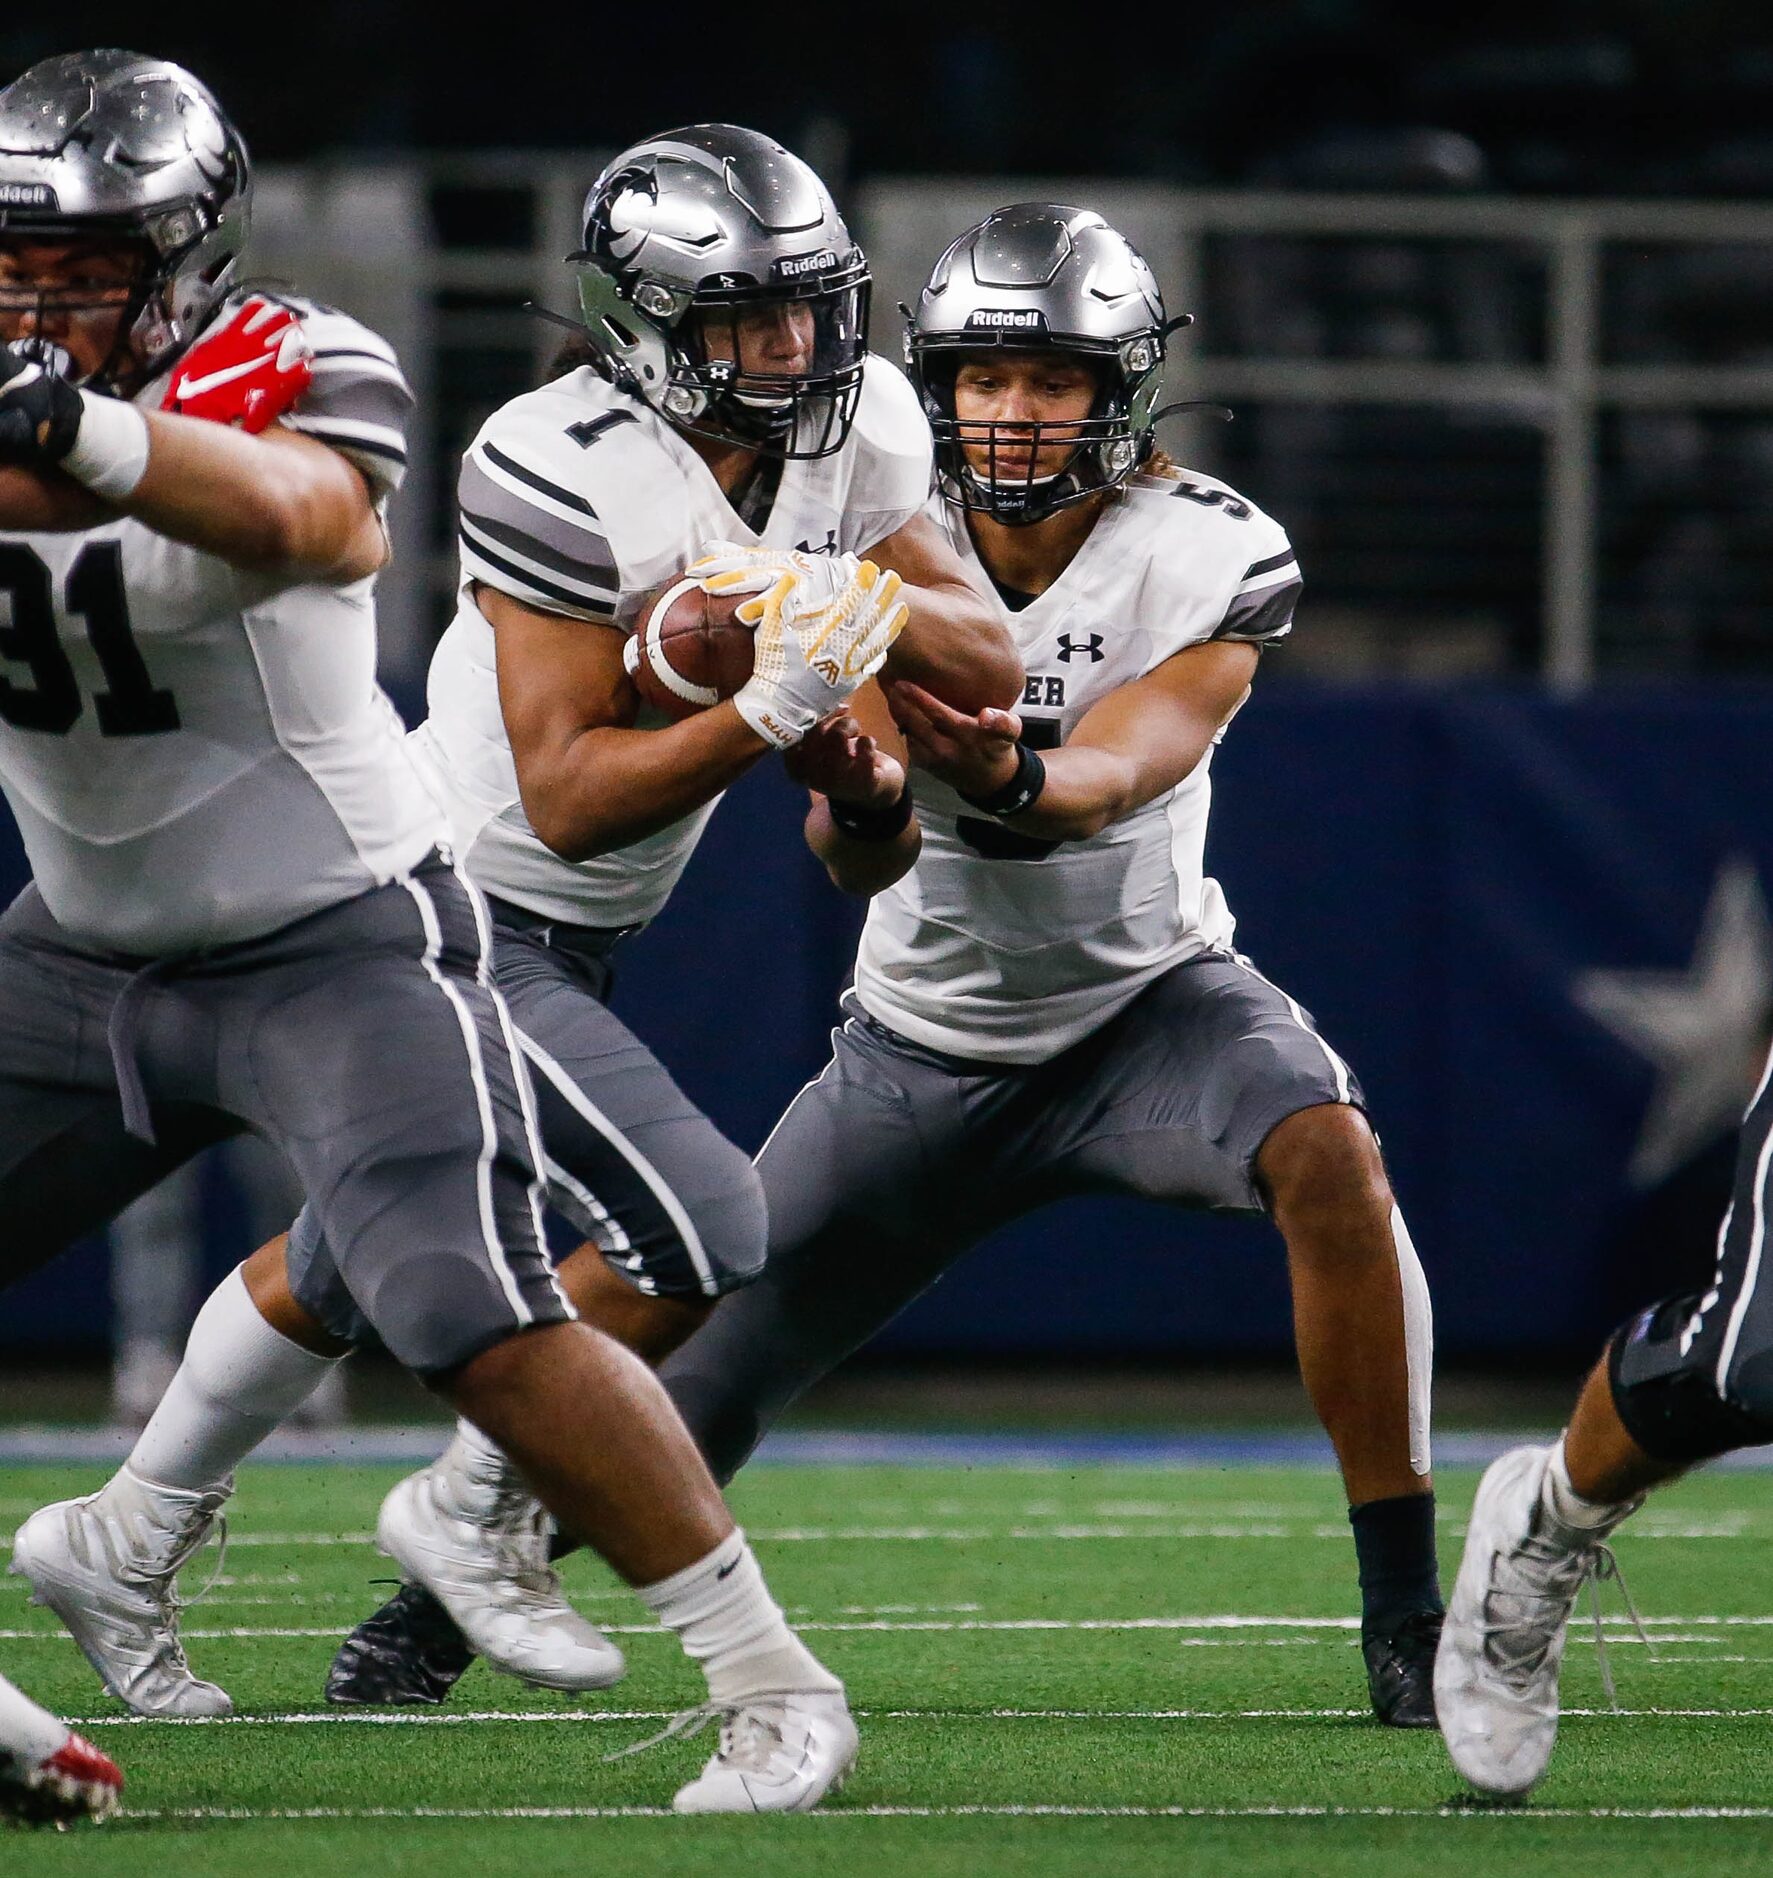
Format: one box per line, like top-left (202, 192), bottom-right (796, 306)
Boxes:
top-left (572, 124), bottom-right (869, 460)
top-left (0, 48), bottom-right (250, 392)
top-left (908, 203), bottom-right (1179, 524)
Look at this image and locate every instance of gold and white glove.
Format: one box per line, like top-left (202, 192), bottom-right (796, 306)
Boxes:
top-left (689, 540), bottom-right (862, 618)
top-left (692, 544), bottom-right (908, 749)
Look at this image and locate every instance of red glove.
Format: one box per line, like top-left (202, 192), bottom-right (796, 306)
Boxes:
top-left (161, 296), bottom-right (314, 432)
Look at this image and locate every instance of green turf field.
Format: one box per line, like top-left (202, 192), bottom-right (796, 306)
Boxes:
top-left (4, 1458), bottom-right (1772, 1875)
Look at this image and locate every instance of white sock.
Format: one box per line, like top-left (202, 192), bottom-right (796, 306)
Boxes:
top-left (1541, 1434), bottom-right (1638, 1540)
top-left (637, 1528), bottom-right (842, 1707)
top-left (0, 1670), bottom-right (68, 1765)
top-left (126, 1266), bottom-right (344, 1492)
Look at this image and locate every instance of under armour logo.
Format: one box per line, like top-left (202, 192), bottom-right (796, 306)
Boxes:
top-left (1056, 633), bottom-right (1104, 663)
top-left (796, 529), bottom-right (839, 555)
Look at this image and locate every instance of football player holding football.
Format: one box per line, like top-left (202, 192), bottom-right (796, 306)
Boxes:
top-left (306, 206), bottom-right (1447, 1729)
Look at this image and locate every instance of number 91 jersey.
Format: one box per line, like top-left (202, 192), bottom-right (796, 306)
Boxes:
top-left (0, 296), bottom-right (444, 955)
top-left (854, 467), bottom-right (1302, 1064)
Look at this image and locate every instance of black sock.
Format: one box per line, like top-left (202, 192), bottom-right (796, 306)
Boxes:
top-left (1348, 1492), bottom-right (1443, 1636)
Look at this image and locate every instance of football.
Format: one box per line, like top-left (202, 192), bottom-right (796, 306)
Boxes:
top-left (624, 576), bottom-right (757, 720)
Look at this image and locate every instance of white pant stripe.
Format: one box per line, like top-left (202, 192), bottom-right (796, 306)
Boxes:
top-left (518, 1033), bottom-right (719, 1298)
top-left (540, 1145), bottom-right (633, 1256)
top-left (399, 872), bottom-right (532, 1328)
top-left (451, 863), bottom-right (564, 1313)
top-left (1229, 955), bottom-right (1353, 1105)
top-left (753, 1018), bottom-right (858, 1169)
top-left (1713, 1039), bottom-right (1773, 1394)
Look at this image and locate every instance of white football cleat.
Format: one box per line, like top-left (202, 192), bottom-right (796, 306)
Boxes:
top-left (670, 1690), bottom-right (859, 1815)
top-left (374, 1443), bottom-right (625, 1693)
top-left (1435, 1444), bottom-right (1619, 1798)
top-left (11, 1468), bottom-right (233, 1719)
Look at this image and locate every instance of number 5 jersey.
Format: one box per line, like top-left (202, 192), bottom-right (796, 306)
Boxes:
top-left (853, 467), bottom-right (1302, 1063)
top-left (0, 294), bottom-right (444, 955)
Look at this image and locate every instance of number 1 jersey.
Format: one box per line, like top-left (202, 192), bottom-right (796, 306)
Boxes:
top-left (0, 295), bottom-right (446, 955)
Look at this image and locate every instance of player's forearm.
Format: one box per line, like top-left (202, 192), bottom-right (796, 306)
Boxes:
top-left (0, 466), bottom-right (114, 533)
top-left (804, 798), bottom-right (921, 896)
top-left (999, 745), bottom-right (1147, 842)
top-left (523, 703), bottom-right (768, 861)
top-left (884, 581), bottom-right (1022, 715)
top-left (118, 414), bottom-right (384, 578)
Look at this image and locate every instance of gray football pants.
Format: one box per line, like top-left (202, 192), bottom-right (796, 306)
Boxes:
top-left (661, 948), bottom-right (1365, 1482)
top-left (0, 859), bottom-right (566, 1377)
top-left (286, 896), bottom-right (766, 1348)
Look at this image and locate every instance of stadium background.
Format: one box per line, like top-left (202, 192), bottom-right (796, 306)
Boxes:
top-left (3, 1), bottom-right (1771, 1393)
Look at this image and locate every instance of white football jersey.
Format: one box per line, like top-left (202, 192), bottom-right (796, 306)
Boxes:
top-left (853, 467), bottom-right (1301, 1063)
top-left (412, 354), bottom-right (932, 929)
top-left (0, 294), bottom-right (443, 955)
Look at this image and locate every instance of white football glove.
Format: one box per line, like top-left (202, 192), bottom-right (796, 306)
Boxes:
top-left (688, 540), bottom-right (863, 617)
top-left (715, 555), bottom-right (909, 749)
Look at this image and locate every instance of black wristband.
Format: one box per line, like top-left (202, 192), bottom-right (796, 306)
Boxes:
top-left (959, 742), bottom-right (1047, 818)
top-left (827, 782), bottom-right (914, 842)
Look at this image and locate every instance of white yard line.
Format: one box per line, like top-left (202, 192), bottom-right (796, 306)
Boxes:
top-left (69, 1705), bottom-right (1773, 1728)
top-left (205, 1523), bottom-right (1757, 1546)
top-left (115, 1802), bottom-right (1773, 1821)
top-left (13, 1613), bottom-right (1773, 1642)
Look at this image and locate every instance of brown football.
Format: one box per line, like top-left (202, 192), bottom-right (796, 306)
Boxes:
top-left (625, 576), bottom-right (756, 721)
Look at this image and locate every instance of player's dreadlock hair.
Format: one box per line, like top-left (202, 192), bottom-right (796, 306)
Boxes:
top-left (547, 331), bottom-right (604, 381)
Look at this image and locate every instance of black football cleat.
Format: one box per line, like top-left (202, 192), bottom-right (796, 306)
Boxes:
top-left (1363, 1607), bottom-right (1444, 1728)
top-left (324, 1582), bottom-right (478, 1706)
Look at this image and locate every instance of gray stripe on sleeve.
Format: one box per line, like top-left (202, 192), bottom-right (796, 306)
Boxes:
top-left (298, 367), bottom-right (415, 441)
top-left (1216, 573), bottom-right (1301, 644)
top-left (459, 454), bottom-right (619, 587)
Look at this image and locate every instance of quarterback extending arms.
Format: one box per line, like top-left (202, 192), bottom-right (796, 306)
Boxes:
top-left (656, 204), bottom-right (1446, 1729)
top-left (3, 74), bottom-right (855, 1814)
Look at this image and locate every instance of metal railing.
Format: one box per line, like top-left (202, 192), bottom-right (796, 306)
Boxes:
top-left (254, 159), bottom-right (1773, 689)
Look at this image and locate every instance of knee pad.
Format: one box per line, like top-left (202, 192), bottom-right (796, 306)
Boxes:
top-left (1607, 1294), bottom-right (1773, 1465)
top-left (611, 1150), bottom-right (767, 1302)
top-left (697, 1155), bottom-right (768, 1295)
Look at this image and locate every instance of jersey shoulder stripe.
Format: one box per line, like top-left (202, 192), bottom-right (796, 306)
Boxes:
top-left (479, 439), bottom-right (599, 518)
top-left (1119, 467), bottom-right (1300, 650)
top-left (458, 428), bottom-right (622, 621)
top-left (459, 455), bottom-right (618, 581)
top-left (459, 521), bottom-right (618, 620)
top-left (240, 291), bottom-right (415, 497)
top-left (1215, 572), bottom-right (1300, 645)
top-left (1243, 547), bottom-right (1297, 582)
